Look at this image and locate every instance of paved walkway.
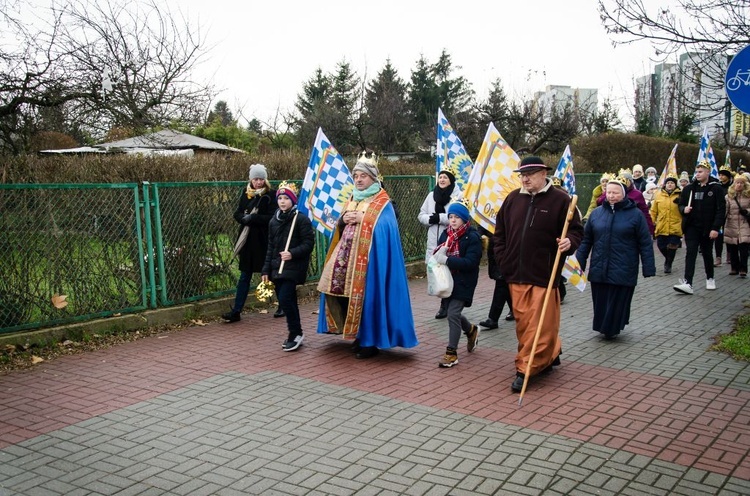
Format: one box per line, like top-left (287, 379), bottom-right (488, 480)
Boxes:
top-left (1, 254), bottom-right (750, 495)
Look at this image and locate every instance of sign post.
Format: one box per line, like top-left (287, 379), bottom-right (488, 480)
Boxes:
top-left (726, 45), bottom-right (750, 114)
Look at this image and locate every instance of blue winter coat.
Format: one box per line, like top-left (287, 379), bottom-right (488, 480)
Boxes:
top-left (576, 198), bottom-right (656, 287)
top-left (437, 226), bottom-right (482, 306)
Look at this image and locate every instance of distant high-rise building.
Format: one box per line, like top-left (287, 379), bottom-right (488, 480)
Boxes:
top-left (635, 52), bottom-right (743, 143)
top-left (532, 85), bottom-right (598, 117)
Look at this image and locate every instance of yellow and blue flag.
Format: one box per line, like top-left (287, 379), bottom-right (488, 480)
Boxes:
top-left (436, 108), bottom-right (473, 192)
top-left (553, 145), bottom-right (576, 195)
top-left (657, 143), bottom-right (679, 187)
top-left (298, 128), bottom-right (353, 239)
top-left (697, 127), bottom-right (719, 178)
top-left (463, 122), bottom-right (521, 233)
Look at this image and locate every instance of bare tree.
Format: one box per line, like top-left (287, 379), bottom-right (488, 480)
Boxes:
top-left (598, 0), bottom-right (749, 144)
top-left (0, 0), bottom-right (214, 154)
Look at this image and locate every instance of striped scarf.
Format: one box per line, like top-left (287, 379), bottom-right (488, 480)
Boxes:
top-left (443, 222), bottom-right (469, 257)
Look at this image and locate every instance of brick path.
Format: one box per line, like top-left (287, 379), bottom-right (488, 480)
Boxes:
top-left (1, 253), bottom-right (750, 495)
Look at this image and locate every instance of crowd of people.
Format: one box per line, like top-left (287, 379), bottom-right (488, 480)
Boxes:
top-left (221, 153), bottom-right (746, 393)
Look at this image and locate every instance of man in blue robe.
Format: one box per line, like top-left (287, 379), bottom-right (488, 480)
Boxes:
top-left (317, 152), bottom-right (418, 359)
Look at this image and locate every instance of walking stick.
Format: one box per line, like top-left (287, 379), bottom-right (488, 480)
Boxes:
top-left (277, 211), bottom-right (299, 275)
top-left (518, 195), bottom-right (578, 406)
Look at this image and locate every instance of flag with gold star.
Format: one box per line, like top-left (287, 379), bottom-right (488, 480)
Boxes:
top-left (463, 122), bottom-right (521, 233)
top-left (436, 108), bottom-right (473, 192)
top-left (657, 143), bottom-right (679, 187)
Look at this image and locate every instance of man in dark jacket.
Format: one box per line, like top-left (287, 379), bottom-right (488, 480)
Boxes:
top-left (673, 161), bottom-right (726, 294)
top-left (493, 156), bottom-right (583, 393)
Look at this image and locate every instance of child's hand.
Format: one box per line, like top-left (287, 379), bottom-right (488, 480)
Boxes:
top-left (434, 246), bottom-right (448, 264)
top-left (261, 274), bottom-right (269, 283)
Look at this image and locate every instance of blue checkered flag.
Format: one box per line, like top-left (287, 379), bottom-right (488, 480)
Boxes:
top-left (697, 127), bottom-right (718, 178)
top-left (554, 145), bottom-right (576, 195)
top-left (436, 108), bottom-right (473, 191)
top-left (298, 128), bottom-right (353, 239)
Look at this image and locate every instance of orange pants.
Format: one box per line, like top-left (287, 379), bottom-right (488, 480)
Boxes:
top-left (509, 283), bottom-right (562, 376)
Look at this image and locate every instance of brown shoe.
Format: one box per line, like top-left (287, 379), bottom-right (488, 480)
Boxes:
top-left (466, 324), bottom-right (479, 353)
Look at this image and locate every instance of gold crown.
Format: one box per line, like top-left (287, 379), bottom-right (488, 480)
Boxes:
top-left (618, 168), bottom-right (632, 177)
top-left (600, 172), bottom-right (615, 181)
top-left (696, 160), bottom-right (711, 169)
top-left (357, 150), bottom-right (378, 167)
top-left (552, 177), bottom-right (563, 186)
top-left (449, 197), bottom-right (472, 210)
top-left (608, 175), bottom-right (628, 187)
top-left (277, 180), bottom-right (298, 196)
top-left (666, 173), bottom-right (678, 180)
top-left (439, 163), bottom-right (459, 178)
top-left (720, 164), bottom-right (733, 172)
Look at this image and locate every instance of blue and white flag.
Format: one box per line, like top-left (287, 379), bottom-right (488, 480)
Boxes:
top-left (436, 108), bottom-right (473, 191)
top-left (553, 145), bottom-right (576, 195)
top-left (298, 128), bottom-right (353, 239)
top-left (697, 127), bottom-right (719, 178)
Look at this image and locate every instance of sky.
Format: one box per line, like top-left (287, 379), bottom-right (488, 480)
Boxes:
top-left (179, 0), bottom-right (662, 129)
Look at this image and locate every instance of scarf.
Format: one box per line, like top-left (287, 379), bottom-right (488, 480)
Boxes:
top-left (443, 222), bottom-right (469, 257)
top-left (246, 186), bottom-right (267, 199)
top-left (432, 184), bottom-right (453, 214)
top-left (353, 182), bottom-right (382, 201)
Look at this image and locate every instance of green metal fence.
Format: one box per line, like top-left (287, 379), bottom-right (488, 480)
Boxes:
top-left (0, 174), bottom-right (601, 334)
top-left (0, 176), bottom-right (434, 333)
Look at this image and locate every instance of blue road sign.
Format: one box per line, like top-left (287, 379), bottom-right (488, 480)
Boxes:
top-left (726, 45), bottom-right (750, 114)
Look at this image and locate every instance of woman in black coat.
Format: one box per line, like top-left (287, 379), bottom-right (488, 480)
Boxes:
top-left (223, 164), bottom-right (278, 322)
top-left (262, 182), bottom-right (315, 351)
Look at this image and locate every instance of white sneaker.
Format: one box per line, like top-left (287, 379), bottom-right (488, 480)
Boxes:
top-left (673, 279), bottom-right (694, 295)
top-left (706, 278), bottom-right (716, 290)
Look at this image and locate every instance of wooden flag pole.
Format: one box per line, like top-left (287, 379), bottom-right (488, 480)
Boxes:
top-left (518, 195), bottom-right (578, 406)
top-left (277, 211), bottom-right (299, 275)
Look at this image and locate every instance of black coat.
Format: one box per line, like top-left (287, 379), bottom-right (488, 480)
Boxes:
top-left (233, 188), bottom-right (278, 273)
top-left (262, 208), bottom-right (315, 285)
top-left (678, 178), bottom-right (726, 236)
top-left (437, 226), bottom-right (482, 306)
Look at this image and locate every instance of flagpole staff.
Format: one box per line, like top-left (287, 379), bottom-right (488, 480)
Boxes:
top-left (277, 211), bottom-right (299, 275)
top-left (518, 194), bottom-right (578, 406)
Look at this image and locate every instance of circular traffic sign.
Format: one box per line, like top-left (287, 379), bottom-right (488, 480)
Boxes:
top-left (726, 45), bottom-right (750, 114)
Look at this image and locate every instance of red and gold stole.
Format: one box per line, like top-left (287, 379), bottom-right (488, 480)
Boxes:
top-left (318, 190), bottom-right (390, 339)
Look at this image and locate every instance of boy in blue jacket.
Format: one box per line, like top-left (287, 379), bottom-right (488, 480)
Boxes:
top-left (433, 198), bottom-right (482, 368)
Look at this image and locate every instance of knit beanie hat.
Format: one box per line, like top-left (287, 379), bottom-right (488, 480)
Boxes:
top-left (248, 163), bottom-right (268, 181)
top-left (447, 199), bottom-right (471, 223)
top-left (276, 181), bottom-right (298, 205)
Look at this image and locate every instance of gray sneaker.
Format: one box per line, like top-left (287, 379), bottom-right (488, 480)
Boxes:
top-left (673, 279), bottom-right (693, 295)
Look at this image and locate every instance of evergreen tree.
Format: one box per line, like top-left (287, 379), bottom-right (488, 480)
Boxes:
top-left (363, 59), bottom-right (412, 152)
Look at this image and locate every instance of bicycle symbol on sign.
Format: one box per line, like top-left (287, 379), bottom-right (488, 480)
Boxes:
top-left (727, 69), bottom-right (750, 91)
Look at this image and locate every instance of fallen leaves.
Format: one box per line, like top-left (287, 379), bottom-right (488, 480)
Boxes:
top-left (190, 319), bottom-right (207, 326)
top-left (31, 356), bottom-right (44, 364)
top-left (51, 294), bottom-right (68, 309)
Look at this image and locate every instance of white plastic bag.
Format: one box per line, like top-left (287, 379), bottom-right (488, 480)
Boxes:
top-left (427, 255), bottom-right (453, 298)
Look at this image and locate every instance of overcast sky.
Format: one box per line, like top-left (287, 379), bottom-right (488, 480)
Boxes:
top-left (180, 0), bottom-right (663, 128)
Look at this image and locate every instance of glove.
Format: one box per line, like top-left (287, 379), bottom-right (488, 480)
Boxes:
top-left (429, 213), bottom-right (440, 225)
top-left (434, 246), bottom-right (448, 265)
top-left (241, 213), bottom-right (254, 225)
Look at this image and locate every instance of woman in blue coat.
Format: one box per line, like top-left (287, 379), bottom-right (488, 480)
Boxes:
top-left (577, 179), bottom-right (656, 339)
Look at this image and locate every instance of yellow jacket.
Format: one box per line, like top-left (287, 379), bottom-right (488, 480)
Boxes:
top-left (584, 184), bottom-right (603, 220)
top-left (650, 188), bottom-right (683, 237)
